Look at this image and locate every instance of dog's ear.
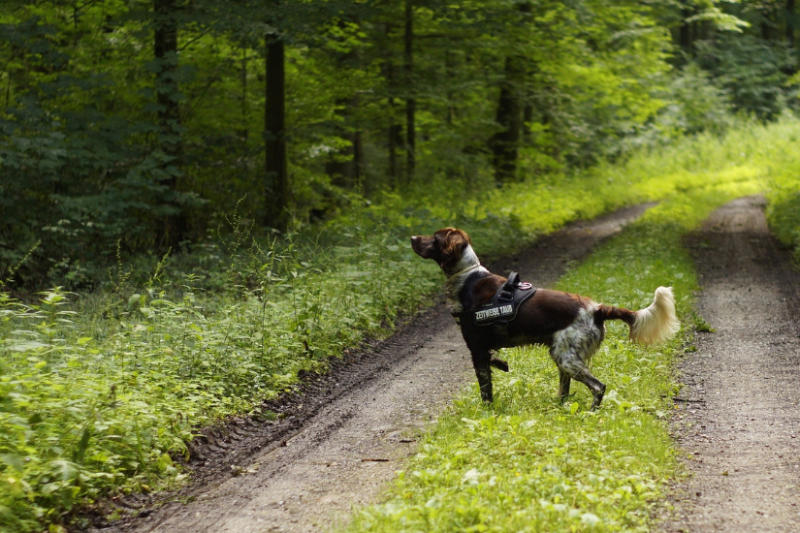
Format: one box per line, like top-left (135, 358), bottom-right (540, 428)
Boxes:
top-left (435, 228), bottom-right (470, 258)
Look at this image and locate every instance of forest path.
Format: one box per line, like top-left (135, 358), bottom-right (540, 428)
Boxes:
top-left (108, 204), bottom-right (651, 533)
top-left (663, 196), bottom-right (800, 532)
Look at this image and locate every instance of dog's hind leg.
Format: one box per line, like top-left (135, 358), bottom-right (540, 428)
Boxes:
top-left (469, 347), bottom-right (494, 402)
top-left (550, 348), bottom-right (606, 409)
top-left (558, 369), bottom-right (571, 401)
top-left (572, 369), bottom-right (606, 409)
top-left (551, 311), bottom-right (606, 408)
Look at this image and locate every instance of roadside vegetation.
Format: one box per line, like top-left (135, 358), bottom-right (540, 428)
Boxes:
top-left (766, 162), bottom-right (800, 263)
top-left (2, 116), bottom-right (799, 531)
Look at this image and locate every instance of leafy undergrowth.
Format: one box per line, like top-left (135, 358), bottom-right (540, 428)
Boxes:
top-left (768, 188), bottom-right (800, 262)
top-left (344, 181), bottom-right (763, 532)
top-left (1, 117), bottom-right (799, 531)
top-left (763, 119), bottom-right (800, 262)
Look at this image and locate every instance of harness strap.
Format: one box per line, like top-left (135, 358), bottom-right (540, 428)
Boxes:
top-left (466, 272), bottom-right (536, 326)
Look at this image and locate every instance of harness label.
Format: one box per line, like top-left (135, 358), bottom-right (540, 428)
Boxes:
top-left (474, 304), bottom-right (513, 322)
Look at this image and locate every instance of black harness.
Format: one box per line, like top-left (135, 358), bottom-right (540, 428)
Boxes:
top-left (457, 271), bottom-right (537, 327)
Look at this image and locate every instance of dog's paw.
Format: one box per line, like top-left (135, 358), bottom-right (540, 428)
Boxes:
top-left (490, 358), bottom-right (509, 372)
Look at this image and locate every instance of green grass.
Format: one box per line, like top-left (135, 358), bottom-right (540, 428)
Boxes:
top-left (1, 116), bottom-right (800, 531)
top-left (344, 182), bottom-right (763, 533)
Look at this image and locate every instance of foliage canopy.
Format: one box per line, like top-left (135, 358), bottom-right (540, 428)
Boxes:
top-left (2, 0), bottom-right (798, 287)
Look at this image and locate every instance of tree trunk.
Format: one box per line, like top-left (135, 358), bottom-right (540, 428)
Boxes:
top-left (324, 109), bottom-right (362, 191)
top-left (489, 2), bottom-right (530, 183)
top-left (522, 103), bottom-right (533, 143)
top-left (489, 55), bottom-right (524, 183)
top-left (388, 111), bottom-right (400, 186)
top-left (239, 47), bottom-right (249, 145)
top-left (265, 34), bottom-right (289, 229)
top-left (383, 22), bottom-right (400, 186)
top-left (404, 0), bottom-right (415, 184)
top-left (445, 50), bottom-right (456, 126)
top-left (679, 7), bottom-right (693, 53)
top-left (154, 0), bottom-right (185, 247)
top-left (324, 19), bottom-right (364, 194)
top-left (352, 130), bottom-right (364, 192)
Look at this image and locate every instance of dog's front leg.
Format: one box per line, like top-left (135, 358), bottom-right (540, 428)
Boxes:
top-left (469, 347), bottom-right (493, 402)
top-left (490, 356), bottom-right (509, 372)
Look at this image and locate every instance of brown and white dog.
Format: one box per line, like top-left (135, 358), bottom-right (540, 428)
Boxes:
top-left (411, 227), bottom-right (679, 408)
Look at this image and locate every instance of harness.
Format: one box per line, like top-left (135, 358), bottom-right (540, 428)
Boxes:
top-left (457, 271), bottom-right (537, 327)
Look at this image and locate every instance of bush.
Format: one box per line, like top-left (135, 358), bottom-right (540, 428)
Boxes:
top-left (658, 62), bottom-right (733, 136)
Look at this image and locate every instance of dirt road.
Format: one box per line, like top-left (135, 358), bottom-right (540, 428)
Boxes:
top-left (103, 204), bottom-right (650, 533)
top-left (663, 196), bottom-right (800, 532)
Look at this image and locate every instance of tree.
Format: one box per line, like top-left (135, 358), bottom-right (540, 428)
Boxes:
top-left (265, 31), bottom-right (289, 229)
top-left (488, 2), bottom-right (530, 183)
top-left (153, 0), bottom-right (187, 247)
top-left (489, 54), bottom-right (525, 183)
top-left (404, 0), bottom-right (415, 183)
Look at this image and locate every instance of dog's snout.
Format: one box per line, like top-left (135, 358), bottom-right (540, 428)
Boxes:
top-left (410, 235), bottom-right (426, 256)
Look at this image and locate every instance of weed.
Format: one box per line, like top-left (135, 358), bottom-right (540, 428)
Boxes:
top-left (691, 312), bottom-right (715, 333)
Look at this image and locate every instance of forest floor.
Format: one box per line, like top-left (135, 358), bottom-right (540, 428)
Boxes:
top-left (97, 204), bottom-right (651, 533)
top-left (661, 196), bottom-right (800, 532)
top-left (97, 196), bottom-right (800, 533)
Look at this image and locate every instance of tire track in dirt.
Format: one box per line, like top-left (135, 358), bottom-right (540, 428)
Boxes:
top-left (663, 196), bottom-right (800, 532)
top-left (102, 204), bottom-right (651, 533)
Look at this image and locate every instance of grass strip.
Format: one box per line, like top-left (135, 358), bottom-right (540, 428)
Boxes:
top-left (344, 178), bottom-right (763, 532)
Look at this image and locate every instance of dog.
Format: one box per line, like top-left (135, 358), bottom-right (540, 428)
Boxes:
top-left (411, 227), bottom-right (679, 408)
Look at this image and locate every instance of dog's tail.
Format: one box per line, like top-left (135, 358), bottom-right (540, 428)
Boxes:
top-left (597, 286), bottom-right (679, 345)
top-left (629, 286), bottom-right (680, 345)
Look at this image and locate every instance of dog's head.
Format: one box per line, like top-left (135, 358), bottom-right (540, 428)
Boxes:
top-left (410, 227), bottom-right (477, 276)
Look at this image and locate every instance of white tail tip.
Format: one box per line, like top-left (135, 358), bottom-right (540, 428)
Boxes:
top-left (630, 286), bottom-right (680, 345)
